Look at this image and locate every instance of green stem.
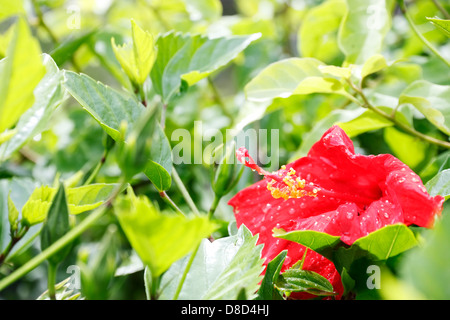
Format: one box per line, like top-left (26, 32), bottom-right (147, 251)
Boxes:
top-left (159, 191), bottom-right (186, 216)
top-left (399, 0), bottom-right (450, 68)
top-left (207, 77), bottom-right (233, 121)
top-left (32, 0), bottom-right (58, 45)
top-left (430, 0), bottom-right (450, 19)
top-left (47, 262), bottom-right (58, 300)
top-left (160, 103), bottom-right (168, 129)
top-left (172, 242), bottom-right (200, 300)
top-left (0, 226), bottom-right (29, 266)
top-left (347, 79), bottom-right (450, 149)
top-left (0, 181), bottom-right (126, 292)
top-left (84, 150), bottom-right (109, 185)
top-left (207, 194), bottom-right (221, 220)
top-left (4, 228), bottom-right (40, 264)
top-left (172, 167), bottom-right (200, 215)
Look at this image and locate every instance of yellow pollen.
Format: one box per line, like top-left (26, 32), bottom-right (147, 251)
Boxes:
top-left (266, 167), bottom-right (319, 200)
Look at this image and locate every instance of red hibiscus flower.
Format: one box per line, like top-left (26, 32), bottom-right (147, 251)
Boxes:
top-left (228, 125), bottom-right (444, 299)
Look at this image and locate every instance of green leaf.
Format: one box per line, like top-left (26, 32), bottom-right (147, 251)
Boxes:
top-left (338, 108), bottom-right (394, 138)
top-left (182, 0), bottom-right (222, 22)
top-left (360, 54), bottom-right (388, 79)
top-left (0, 17), bottom-right (46, 133)
top-left (255, 250), bottom-right (287, 300)
top-left (398, 80), bottom-right (450, 136)
top-left (7, 194), bottom-right (19, 232)
top-left (63, 71), bottom-right (145, 141)
top-left (151, 32), bottom-right (260, 103)
top-left (21, 183), bottom-right (119, 226)
top-left (426, 16), bottom-right (450, 38)
top-left (22, 185), bottom-right (56, 227)
top-left (425, 169), bottom-right (450, 199)
top-left (50, 30), bottom-right (97, 67)
top-left (144, 123), bottom-right (172, 192)
top-left (273, 229), bottom-right (342, 262)
top-left (66, 183), bottom-right (122, 214)
top-left (159, 225), bottom-right (264, 300)
top-left (275, 268), bottom-right (335, 297)
top-left (114, 187), bottom-right (217, 277)
top-left (275, 224), bottom-right (417, 276)
top-left (400, 210), bottom-right (450, 299)
top-left (40, 183), bottom-right (71, 265)
top-left (112, 19), bottom-right (157, 86)
top-left (338, 0), bottom-right (390, 64)
top-left (298, 0), bottom-right (346, 64)
top-left (351, 224), bottom-right (418, 261)
top-left (0, 54), bottom-right (66, 161)
top-left (0, 0), bottom-right (25, 20)
top-left (245, 58), bottom-right (354, 102)
top-left (384, 126), bottom-right (430, 170)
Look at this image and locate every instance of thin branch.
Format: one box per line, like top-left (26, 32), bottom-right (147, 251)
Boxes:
top-left (171, 167), bottom-right (200, 216)
top-left (159, 191), bottom-right (186, 216)
top-left (347, 79), bottom-right (450, 149)
top-left (430, 0), bottom-right (450, 19)
top-left (399, 0), bottom-right (450, 68)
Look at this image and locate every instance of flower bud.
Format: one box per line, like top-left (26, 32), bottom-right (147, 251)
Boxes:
top-left (116, 107), bottom-right (157, 180)
top-left (211, 142), bottom-right (244, 198)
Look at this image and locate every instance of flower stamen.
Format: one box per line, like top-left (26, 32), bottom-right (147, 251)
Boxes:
top-left (236, 147), bottom-right (321, 200)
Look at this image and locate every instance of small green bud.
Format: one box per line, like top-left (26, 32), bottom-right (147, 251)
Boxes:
top-left (116, 107), bottom-right (157, 180)
top-left (40, 182), bottom-right (71, 266)
top-left (211, 142), bottom-right (244, 198)
top-left (7, 193), bottom-right (19, 232)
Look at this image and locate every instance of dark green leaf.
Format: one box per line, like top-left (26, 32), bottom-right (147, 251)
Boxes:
top-left (275, 268), bottom-right (335, 296)
top-left (40, 183), bottom-right (71, 265)
top-left (255, 250), bottom-right (287, 300)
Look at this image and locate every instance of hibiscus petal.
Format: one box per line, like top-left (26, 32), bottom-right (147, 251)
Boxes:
top-left (228, 125), bottom-right (444, 300)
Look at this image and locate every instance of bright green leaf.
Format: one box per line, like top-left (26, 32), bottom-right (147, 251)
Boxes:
top-left (21, 183), bottom-right (119, 226)
top-left (0, 0), bottom-right (25, 20)
top-left (63, 71), bottom-right (145, 141)
top-left (360, 54), bottom-right (388, 79)
top-left (0, 54), bottom-right (66, 161)
top-left (338, 108), bottom-right (393, 137)
top-left (384, 126), bottom-right (430, 170)
top-left (112, 19), bottom-right (157, 86)
top-left (338, 0), bottom-right (390, 64)
top-left (66, 183), bottom-right (121, 214)
top-left (22, 186), bottom-right (56, 227)
top-left (182, 0), bottom-right (222, 22)
top-left (7, 194), bottom-right (19, 232)
top-left (426, 16), bottom-right (450, 38)
top-left (151, 32), bottom-right (260, 103)
top-left (114, 187), bottom-right (217, 277)
top-left (0, 17), bottom-right (46, 133)
top-left (298, 0), bottom-right (346, 64)
top-left (245, 58), bottom-right (354, 102)
top-left (398, 80), bottom-right (450, 136)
